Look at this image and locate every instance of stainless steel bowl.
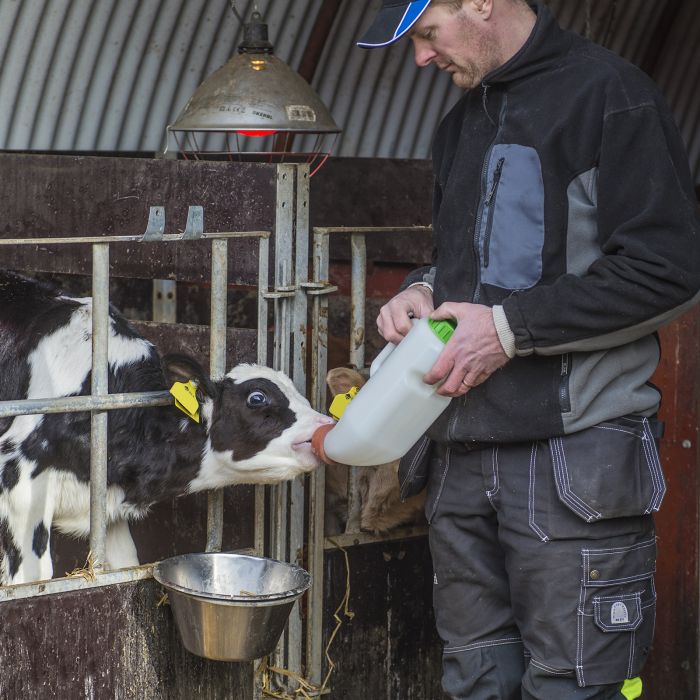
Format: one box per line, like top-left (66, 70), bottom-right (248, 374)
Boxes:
top-left (153, 552), bottom-right (311, 661)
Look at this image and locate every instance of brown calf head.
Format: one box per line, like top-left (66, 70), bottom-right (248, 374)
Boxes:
top-left (325, 367), bottom-right (425, 535)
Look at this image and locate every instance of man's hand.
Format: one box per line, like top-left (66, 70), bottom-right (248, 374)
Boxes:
top-left (424, 302), bottom-right (510, 397)
top-left (377, 285), bottom-right (434, 344)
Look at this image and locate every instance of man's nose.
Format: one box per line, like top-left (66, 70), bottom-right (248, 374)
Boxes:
top-left (413, 41), bottom-right (436, 68)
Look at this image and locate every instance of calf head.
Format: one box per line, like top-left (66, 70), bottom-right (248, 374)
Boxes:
top-left (325, 367), bottom-right (426, 535)
top-left (166, 356), bottom-right (333, 490)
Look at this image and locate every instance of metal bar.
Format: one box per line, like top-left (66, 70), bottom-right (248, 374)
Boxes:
top-left (349, 235), bottom-right (367, 369)
top-left (287, 164), bottom-right (310, 676)
top-left (0, 565), bottom-right (155, 603)
top-left (344, 235), bottom-right (368, 535)
top-left (0, 231), bottom-right (271, 245)
top-left (254, 236), bottom-right (270, 557)
top-left (89, 243), bottom-right (110, 573)
top-left (205, 238), bottom-right (229, 553)
top-left (324, 525), bottom-right (428, 550)
top-left (0, 391), bottom-right (171, 418)
top-left (270, 164), bottom-right (296, 677)
top-left (307, 228), bottom-right (331, 685)
top-left (312, 226), bottom-right (432, 236)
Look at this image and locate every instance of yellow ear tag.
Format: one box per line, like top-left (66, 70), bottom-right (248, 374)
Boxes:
top-left (329, 386), bottom-right (359, 420)
top-left (170, 381), bottom-right (200, 423)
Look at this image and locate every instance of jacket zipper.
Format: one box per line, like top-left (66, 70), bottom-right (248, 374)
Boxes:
top-left (483, 157), bottom-right (505, 268)
top-left (471, 85), bottom-right (507, 304)
top-left (559, 353), bottom-right (571, 412)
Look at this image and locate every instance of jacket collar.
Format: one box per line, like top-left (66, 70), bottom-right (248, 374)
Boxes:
top-left (483, 2), bottom-right (574, 86)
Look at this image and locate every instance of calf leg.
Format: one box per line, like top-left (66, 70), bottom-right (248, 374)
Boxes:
top-left (0, 470), bottom-right (54, 585)
top-left (105, 519), bottom-right (139, 571)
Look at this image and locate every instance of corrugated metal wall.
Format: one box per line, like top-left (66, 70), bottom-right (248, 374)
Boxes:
top-left (0, 0), bottom-right (698, 182)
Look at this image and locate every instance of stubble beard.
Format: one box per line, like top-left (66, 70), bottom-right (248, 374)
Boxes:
top-left (448, 14), bottom-right (502, 90)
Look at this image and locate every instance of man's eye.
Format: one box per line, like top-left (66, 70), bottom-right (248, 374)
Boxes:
top-left (246, 391), bottom-right (269, 407)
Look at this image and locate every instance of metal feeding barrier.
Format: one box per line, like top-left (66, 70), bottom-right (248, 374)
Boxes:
top-left (0, 173), bottom-right (434, 696)
top-left (0, 207), bottom-right (271, 574)
top-left (0, 163), bottom-right (316, 700)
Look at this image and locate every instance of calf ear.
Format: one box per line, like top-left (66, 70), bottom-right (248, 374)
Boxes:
top-left (162, 354), bottom-right (216, 398)
top-left (326, 367), bottom-right (366, 396)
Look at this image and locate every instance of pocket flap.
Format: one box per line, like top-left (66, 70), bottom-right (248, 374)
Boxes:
top-left (593, 593), bottom-right (642, 632)
top-left (582, 538), bottom-right (656, 587)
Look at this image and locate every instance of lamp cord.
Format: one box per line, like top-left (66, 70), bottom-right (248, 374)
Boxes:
top-left (229, 0), bottom-right (245, 24)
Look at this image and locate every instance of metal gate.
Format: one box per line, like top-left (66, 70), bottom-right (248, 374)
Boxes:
top-left (0, 157), bottom-right (318, 698)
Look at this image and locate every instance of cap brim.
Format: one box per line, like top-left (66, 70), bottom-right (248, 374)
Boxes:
top-left (357, 0), bottom-right (432, 48)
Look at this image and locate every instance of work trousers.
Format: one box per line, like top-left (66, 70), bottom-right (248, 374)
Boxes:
top-left (420, 416), bottom-right (664, 700)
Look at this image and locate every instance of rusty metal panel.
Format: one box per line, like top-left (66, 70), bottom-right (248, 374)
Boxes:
top-left (131, 321), bottom-right (258, 370)
top-left (645, 309), bottom-right (700, 699)
top-left (0, 154), bottom-right (276, 283)
top-left (0, 578), bottom-right (253, 698)
top-left (322, 537), bottom-right (442, 699)
top-left (311, 157), bottom-right (434, 264)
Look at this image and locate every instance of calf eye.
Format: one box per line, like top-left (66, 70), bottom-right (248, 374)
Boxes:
top-left (246, 390), bottom-right (269, 407)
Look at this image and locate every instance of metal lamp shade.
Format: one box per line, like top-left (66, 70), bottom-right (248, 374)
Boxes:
top-left (169, 52), bottom-right (340, 135)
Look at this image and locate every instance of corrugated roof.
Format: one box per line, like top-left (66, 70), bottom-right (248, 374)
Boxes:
top-left (0, 0), bottom-right (698, 182)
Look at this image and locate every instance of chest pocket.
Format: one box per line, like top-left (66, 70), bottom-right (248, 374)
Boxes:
top-left (478, 144), bottom-right (545, 290)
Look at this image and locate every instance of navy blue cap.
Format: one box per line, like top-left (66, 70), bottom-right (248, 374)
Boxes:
top-left (357, 0), bottom-right (432, 48)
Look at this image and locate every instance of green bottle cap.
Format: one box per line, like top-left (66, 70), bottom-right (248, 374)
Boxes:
top-left (427, 318), bottom-right (456, 344)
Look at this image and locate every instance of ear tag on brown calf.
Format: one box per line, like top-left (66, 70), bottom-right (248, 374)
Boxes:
top-left (170, 381), bottom-right (200, 423)
top-left (328, 386), bottom-right (359, 420)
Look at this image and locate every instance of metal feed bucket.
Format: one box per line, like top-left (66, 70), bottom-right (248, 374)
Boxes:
top-left (153, 552), bottom-right (311, 661)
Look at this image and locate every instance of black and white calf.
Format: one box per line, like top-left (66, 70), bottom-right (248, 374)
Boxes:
top-left (0, 272), bottom-right (333, 586)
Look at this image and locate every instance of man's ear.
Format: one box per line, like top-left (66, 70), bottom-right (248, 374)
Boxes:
top-left (471, 0), bottom-right (493, 19)
top-left (162, 354), bottom-right (216, 399)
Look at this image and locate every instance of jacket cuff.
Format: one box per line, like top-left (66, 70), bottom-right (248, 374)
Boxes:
top-left (492, 306), bottom-right (516, 358)
top-left (407, 281), bottom-right (434, 294)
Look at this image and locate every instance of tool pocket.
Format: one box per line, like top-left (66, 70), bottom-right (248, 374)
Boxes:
top-left (548, 416), bottom-right (665, 522)
top-left (577, 538), bottom-right (657, 686)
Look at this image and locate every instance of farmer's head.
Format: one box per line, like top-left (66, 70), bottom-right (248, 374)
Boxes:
top-left (358, 0), bottom-right (535, 90)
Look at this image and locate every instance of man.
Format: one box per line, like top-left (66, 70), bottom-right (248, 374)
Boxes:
top-left (358, 1), bottom-right (700, 698)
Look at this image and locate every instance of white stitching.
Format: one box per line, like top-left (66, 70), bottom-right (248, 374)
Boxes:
top-left (550, 437), bottom-right (600, 521)
top-left (528, 442), bottom-right (549, 541)
top-left (444, 636), bottom-right (522, 655)
top-left (428, 448), bottom-right (451, 523)
top-left (628, 629), bottom-right (636, 678)
top-left (582, 538), bottom-right (656, 556)
top-left (592, 425), bottom-right (640, 437)
top-left (577, 577), bottom-right (586, 686)
top-left (642, 417), bottom-right (666, 511)
top-left (530, 659), bottom-right (573, 676)
top-left (486, 445), bottom-right (500, 505)
top-left (557, 437), bottom-right (602, 520)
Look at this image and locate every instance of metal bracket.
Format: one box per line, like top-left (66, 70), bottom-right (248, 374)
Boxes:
top-left (140, 206), bottom-right (166, 241)
top-left (181, 205), bottom-right (204, 240)
top-left (262, 285), bottom-right (297, 300)
top-left (302, 282), bottom-right (339, 297)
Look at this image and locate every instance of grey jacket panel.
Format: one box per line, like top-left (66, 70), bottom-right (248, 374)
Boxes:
top-left (566, 167), bottom-right (600, 277)
top-left (562, 335), bottom-right (661, 434)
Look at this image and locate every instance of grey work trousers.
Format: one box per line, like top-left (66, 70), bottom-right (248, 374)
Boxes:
top-left (423, 416), bottom-right (664, 700)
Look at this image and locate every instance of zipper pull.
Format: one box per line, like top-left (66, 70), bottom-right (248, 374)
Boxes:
top-left (485, 157), bottom-right (505, 205)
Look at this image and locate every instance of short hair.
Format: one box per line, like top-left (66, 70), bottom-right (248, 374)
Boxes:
top-left (430, 0), bottom-right (527, 9)
top-left (430, 0), bottom-right (464, 10)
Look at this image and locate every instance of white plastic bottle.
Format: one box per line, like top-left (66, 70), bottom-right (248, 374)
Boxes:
top-left (312, 317), bottom-right (455, 466)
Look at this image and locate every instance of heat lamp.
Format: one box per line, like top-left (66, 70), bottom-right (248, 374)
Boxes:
top-left (163, 5), bottom-right (340, 176)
